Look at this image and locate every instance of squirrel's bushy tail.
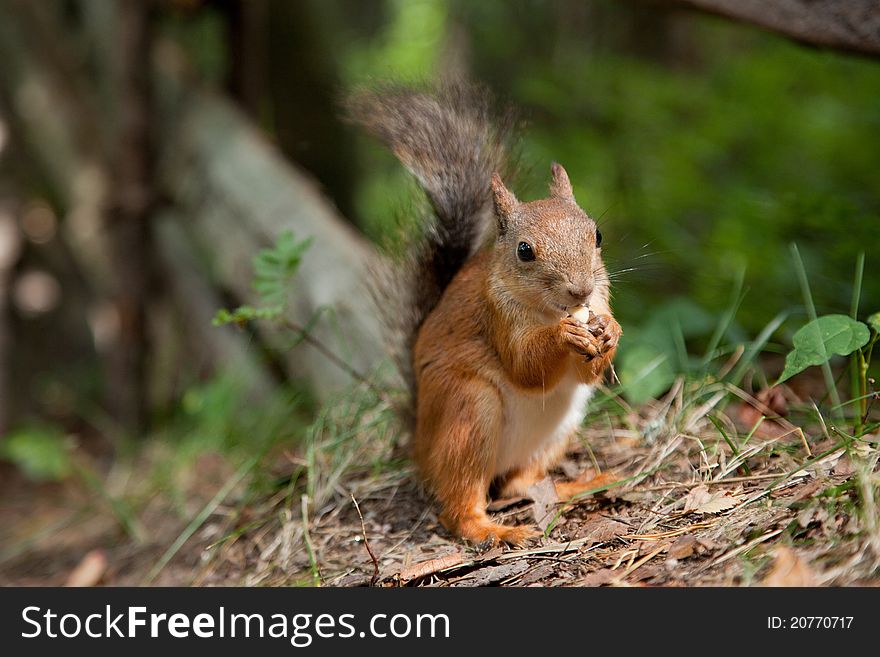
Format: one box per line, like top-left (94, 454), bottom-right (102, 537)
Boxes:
top-left (346, 82), bottom-right (515, 402)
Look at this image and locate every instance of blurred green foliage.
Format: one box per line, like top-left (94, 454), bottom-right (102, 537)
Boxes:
top-left (178, 380), bottom-right (308, 462)
top-left (0, 428), bottom-right (71, 481)
top-left (302, 0), bottom-right (878, 399)
top-left (324, 0), bottom-right (880, 339)
top-left (166, 0), bottom-right (879, 362)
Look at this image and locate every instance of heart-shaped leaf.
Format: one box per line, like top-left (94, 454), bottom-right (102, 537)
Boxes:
top-left (778, 314), bottom-right (870, 384)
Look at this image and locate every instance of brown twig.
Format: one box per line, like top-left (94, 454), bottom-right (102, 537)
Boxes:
top-left (614, 543), bottom-right (667, 581)
top-left (640, 472), bottom-right (797, 491)
top-left (350, 493), bottom-right (380, 586)
top-left (608, 362), bottom-right (621, 385)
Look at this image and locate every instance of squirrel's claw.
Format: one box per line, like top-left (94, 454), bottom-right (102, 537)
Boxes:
top-left (559, 315), bottom-right (602, 358)
top-left (561, 313), bottom-right (620, 360)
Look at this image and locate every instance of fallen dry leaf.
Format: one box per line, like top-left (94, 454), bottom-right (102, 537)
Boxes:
top-left (695, 493), bottom-right (740, 514)
top-left (682, 485), bottom-right (740, 514)
top-left (629, 564), bottom-right (662, 583)
top-left (518, 563), bottom-right (556, 586)
top-left (763, 547), bottom-right (817, 586)
top-left (576, 568), bottom-right (616, 587)
top-left (527, 476), bottom-right (560, 532)
top-left (739, 386), bottom-right (788, 425)
top-left (456, 561), bottom-right (530, 587)
top-left (476, 546), bottom-right (504, 563)
top-left (575, 516), bottom-right (630, 543)
top-left (398, 553), bottom-right (466, 582)
top-left (696, 537), bottom-right (719, 552)
top-left (809, 449), bottom-right (845, 477)
top-left (334, 573), bottom-right (373, 587)
top-left (682, 485), bottom-right (713, 513)
top-left (797, 504), bottom-right (833, 531)
top-left (65, 549), bottom-right (107, 587)
top-left (760, 386), bottom-right (789, 416)
top-left (667, 535), bottom-right (698, 560)
top-left (832, 454), bottom-right (855, 478)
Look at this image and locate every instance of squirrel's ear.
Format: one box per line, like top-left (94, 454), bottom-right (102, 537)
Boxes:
top-left (549, 162), bottom-right (574, 200)
top-left (491, 173), bottom-right (518, 232)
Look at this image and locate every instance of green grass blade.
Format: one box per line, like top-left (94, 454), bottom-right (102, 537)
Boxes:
top-left (144, 454), bottom-right (260, 584)
top-left (850, 252), bottom-right (866, 432)
top-left (790, 243), bottom-right (842, 416)
top-left (702, 266), bottom-right (745, 368)
top-left (708, 414), bottom-right (740, 456)
top-left (728, 310), bottom-right (788, 386)
top-left (850, 252), bottom-right (864, 320)
top-left (740, 415), bottom-right (765, 449)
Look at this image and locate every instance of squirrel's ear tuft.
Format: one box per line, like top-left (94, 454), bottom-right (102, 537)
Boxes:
top-left (491, 172), bottom-right (518, 232)
top-left (549, 162), bottom-right (574, 200)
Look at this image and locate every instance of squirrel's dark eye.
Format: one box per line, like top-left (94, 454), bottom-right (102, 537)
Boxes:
top-left (517, 241), bottom-right (535, 262)
top-left (595, 229), bottom-right (603, 248)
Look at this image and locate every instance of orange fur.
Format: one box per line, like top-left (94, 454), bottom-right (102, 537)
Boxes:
top-left (412, 168), bottom-right (621, 545)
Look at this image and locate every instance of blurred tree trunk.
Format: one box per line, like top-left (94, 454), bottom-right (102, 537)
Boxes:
top-left (266, 0), bottom-right (357, 221)
top-left (0, 200), bottom-right (22, 438)
top-left (0, 1), bottom-right (386, 419)
top-left (621, 1), bottom-right (688, 64)
top-left (155, 70), bottom-right (384, 395)
top-left (0, 1), bottom-right (121, 426)
top-left (107, 0), bottom-right (156, 432)
top-left (0, 1), bottom-right (156, 434)
top-left (219, 0), bottom-right (358, 222)
top-left (649, 0), bottom-right (880, 57)
top-left (218, 0), bottom-right (268, 119)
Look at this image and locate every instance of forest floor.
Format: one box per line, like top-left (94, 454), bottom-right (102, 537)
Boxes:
top-left (2, 376), bottom-right (879, 587)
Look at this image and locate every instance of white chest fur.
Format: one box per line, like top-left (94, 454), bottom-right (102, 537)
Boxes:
top-left (494, 370), bottom-right (593, 478)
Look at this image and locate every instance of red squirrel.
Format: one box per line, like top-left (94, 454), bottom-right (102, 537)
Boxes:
top-left (349, 84), bottom-right (621, 545)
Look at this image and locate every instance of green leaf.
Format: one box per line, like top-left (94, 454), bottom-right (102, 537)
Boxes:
top-left (213, 231), bottom-right (311, 330)
top-left (778, 314), bottom-right (870, 384)
top-left (868, 312), bottom-right (880, 335)
top-left (212, 305), bottom-right (283, 327)
top-left (0, 429), bottom-right (71, 481)
top-left (251, 231), bottom-right (313, 307)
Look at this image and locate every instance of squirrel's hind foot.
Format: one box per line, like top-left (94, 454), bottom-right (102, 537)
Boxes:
top-left (444, 514), bottom-right (539, 547)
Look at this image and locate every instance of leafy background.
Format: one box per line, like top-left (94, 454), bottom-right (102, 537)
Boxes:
top-left (311, 0), bottom-right (880, 400)
top-left (1, 0), bottom-right (879, 587)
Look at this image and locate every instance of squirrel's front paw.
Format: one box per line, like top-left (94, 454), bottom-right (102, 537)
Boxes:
top-left (559, 316), bottom-right (602, 359)
top-left (559, 314), bottom-right (621, 360)
top-left (587, 313), bottom-right (621, 355)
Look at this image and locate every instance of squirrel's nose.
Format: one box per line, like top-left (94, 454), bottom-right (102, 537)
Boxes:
top-left (566, 282), bottom-right (593, 305)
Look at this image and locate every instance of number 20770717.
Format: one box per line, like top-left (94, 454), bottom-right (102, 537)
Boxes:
top-left (768, 617), bottom-right (853, 629)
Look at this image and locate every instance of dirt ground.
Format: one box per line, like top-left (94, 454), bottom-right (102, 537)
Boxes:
top-left (3, 377), bottom-right (878, 588)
